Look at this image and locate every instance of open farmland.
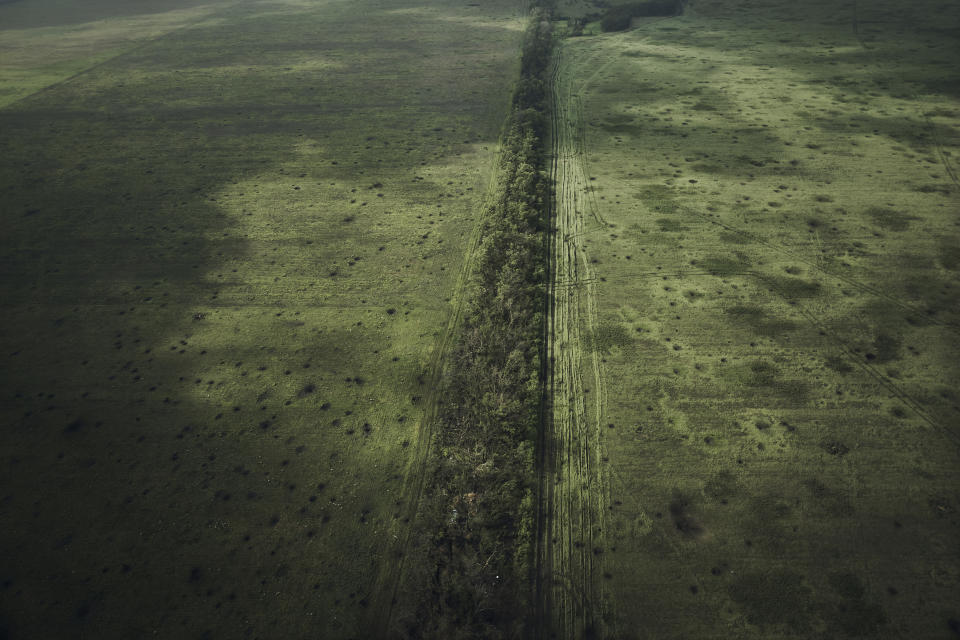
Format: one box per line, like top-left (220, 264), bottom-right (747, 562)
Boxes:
top-left (0, 0), bottom-right (526, 636)
top-left (3, 0), bottom-right (960, 635)
top-left (543, 0), bottom-right (960, 637)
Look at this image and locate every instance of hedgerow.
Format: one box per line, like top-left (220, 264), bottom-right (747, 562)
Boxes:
top-left (396, 9), bottom-right (553, 639)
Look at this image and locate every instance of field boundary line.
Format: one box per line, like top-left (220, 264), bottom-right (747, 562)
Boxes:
top-left (365, 97), bottom-right (516, 638)
top-left (671, 208), bottom-right (960, 335)
top-left (537, 39), bottom-right (612, 640)
top-left (0, 1), bottom-right (239, 111)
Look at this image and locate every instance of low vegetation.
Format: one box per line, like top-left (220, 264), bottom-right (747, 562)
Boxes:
top-left (396, 10), bottom-right (553, 639)
top-left (5, 0), bottom-right (958, 636)
top-left (552, 0), bottom-right (960, 635)
top-left (0, 0), bottom-right (525, 637)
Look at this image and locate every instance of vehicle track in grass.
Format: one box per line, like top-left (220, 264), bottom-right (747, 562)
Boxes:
top-left (566, 8), bottom-right (959, 337)
top-left (536, 42), bottom-right (611, 640)
top-left (366, 141), bottom-right (503, 637)
top-left (850, 0), bottom-right (960, 192)
top-left (0, 0), bottom-right (239, 111)
top-left (536, 23), bottom-right (682, 637)
top-left (592, 146), bottom-right (960, 334)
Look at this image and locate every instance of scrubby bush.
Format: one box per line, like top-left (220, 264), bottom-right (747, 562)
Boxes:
top-left (399, 11), bottom-right (554, 640)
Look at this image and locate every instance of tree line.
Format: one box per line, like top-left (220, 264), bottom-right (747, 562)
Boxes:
top-left (392, 8), bottom-right (554, 639)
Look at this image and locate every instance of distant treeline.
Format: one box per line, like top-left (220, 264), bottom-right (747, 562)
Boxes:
top-left (395, 8), bottom-right (553, 640)
top-left (601, 0), bottom-right (683, 31)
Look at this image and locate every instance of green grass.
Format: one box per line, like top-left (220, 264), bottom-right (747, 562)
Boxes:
top-left (0, 0), bottom-right (525, 636)
top-left (552, 0), bottom-right (960, 636)
top-left (4, 0), bottom-right (959, 634)
top-left (0, 0), bottom-right (225, 107)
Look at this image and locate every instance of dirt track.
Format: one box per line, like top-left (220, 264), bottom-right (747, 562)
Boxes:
top-left (536, 42), bottom-right (612, 639)
top-left (366, 141), bottom-right (505, 637)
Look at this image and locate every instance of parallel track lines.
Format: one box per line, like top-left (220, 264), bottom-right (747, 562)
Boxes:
top-left (537, 43), bottom-right (610, 640)
top-left (367, 134), bottom-right (504, 638)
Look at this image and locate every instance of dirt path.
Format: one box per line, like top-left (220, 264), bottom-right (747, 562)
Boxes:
top-left (364, 121), bottom-right (512, 636)
top-left (536, 42), bottom-right (611, 640)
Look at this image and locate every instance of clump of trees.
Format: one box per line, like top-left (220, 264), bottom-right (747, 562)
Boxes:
top-left (601, 0), bottom-right (682, 31)
top-left (395, 9), bottom-right (553, 640)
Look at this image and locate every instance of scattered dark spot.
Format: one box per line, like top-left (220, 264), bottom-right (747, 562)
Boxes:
top-left (728, 570), bottom-right (811, 630)
top-left (867, 206), bottom-right (916, 232)
top-left (669, 493), bottom-right (704, 538)
top-left (825, 355), bottom-right (853, 373)
top-left (822, 440), bottom-right (850, 457)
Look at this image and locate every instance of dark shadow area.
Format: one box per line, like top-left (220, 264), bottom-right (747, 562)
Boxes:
top-left (0, 0), bottom-right (523, 637)
top-left (0, 0), bottom-right (220, 30)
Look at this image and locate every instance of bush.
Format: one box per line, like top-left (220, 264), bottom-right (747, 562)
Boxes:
top-left (398, 11), bottom-right (554, 639)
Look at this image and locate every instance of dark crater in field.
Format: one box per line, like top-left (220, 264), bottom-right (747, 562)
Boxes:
top-left (824, 354), bottom-right (853, 374)
top-left (827, 572), bottom-right (888, 637)
top-left (704, 470), bottom-right (738, 505)
top-left (747, 360), bottom-right (777, 386)
top-left (803, 477), bottom-right (855, 517)
top-left (588, 322), bottom-right (635, 353)
top-left (697, 253), bottom-right (752, 277)
top-left (669, 491), bottom-right (705, 538)
top-left (728, 569), bottom-right (813, 632)
top-left (297, 383), bottom-right (316, 398)
top-left (867, 206), bottom-right (918, 232)
top-left (939, 242), bottom-right (960, 270)
top-left (725, 304), bottom-right (799, 339)
top-left (760, 274), bottom-right (822, 299)
top-left (656, 217), bottom-right (687, 232)
top-left (821, 439), bottom-right (850, 457)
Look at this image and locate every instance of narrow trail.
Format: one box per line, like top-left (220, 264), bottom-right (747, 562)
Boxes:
top-left (851, 0), bottom-right (960, 192)
top-left (1, 1), bottom-right (239, 111)
top-left (366, 141), bottom-right (502, 637)
top-left (536, 42), bottom-right (611, 640)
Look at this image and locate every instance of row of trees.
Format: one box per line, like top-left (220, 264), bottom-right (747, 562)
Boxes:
top-left (395, 10), bottom-right (554, 639)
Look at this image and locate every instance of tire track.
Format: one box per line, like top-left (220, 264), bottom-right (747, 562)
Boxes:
top-left (366, 140), bottom-right (503, 637)
top-left (682, 210), bottom-right (960, 335)
top-left (573, 11), bottom-right (959, 335)
top-left (592, 172), bottom-right (959, 332)
top-left (537, 42), bottom-right (611, 640)
top-left (1, 1), bottom-right (237, 111)
top-left (851, 0), bottom-right (959, 191)
top-left (776, 287), bottom-right (960, 447)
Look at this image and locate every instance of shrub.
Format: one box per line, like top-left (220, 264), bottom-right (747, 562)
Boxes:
top-left (401, 11), bottom-right (554, 638)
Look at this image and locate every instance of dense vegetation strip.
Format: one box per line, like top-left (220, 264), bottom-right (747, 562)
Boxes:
top-left (394, 9), bottom-right (554, 639)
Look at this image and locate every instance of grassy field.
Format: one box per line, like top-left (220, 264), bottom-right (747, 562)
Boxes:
top-left (545, 0), bottom-right (960, 637)
top-left (4, 0), bottom-right (959, 635)
top-left (0, 0), bottom-right (526, 636)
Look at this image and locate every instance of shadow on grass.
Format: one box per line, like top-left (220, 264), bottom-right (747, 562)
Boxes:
top-left (0, 0), bottom-right (524, 637)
